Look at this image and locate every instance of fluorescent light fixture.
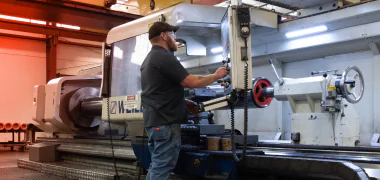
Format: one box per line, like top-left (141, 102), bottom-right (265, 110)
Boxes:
top-left (177, 57), bottom-right (180, 60)
top-left (176, 19), bottom-right (183, 24)
top-left (56, 23), bottom-right (80, 30)
top-left (31, 20), bottom-right (46, 25)
top-left (286, 25), bottom-right (328, 38)
top-left (0, 14), bottom-right (30, 23)
top-left (211, 47), bottom-right (223, 53)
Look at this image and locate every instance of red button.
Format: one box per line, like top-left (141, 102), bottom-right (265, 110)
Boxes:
top-left (155, 127), bottom-right (160, 131)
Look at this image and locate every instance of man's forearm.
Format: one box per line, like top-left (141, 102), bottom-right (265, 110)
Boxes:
top-left (193, 74), bottom-right (217, 88)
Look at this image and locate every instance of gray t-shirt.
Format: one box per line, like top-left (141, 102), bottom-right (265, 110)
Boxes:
top-left (140, 46), bottom-right (189, 128)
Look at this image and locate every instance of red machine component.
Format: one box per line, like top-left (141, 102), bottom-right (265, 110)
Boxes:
top-left (251, 77), bottom-right (273, 108)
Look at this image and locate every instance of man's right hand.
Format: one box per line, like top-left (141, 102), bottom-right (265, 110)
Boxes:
top-left (181, 67), bottom-right (229, 88)
top-left (213, 67), bottom-right (229, 80)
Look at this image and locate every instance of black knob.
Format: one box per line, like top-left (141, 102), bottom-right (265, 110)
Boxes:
top-left (344, 80), bottom-right (355, 84)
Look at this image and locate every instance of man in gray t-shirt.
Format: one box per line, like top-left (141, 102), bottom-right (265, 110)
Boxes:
top-left (141, 22), bottom-right (228, 180)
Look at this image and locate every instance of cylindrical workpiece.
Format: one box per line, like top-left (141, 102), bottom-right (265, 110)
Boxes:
top-left (68, 87), bottom-right (101, 128)
top-left (21, 123), bottom-right (28, 131)
top-left (221, 138), bottom-right (232, 151)
top-left (81, 97), bottom-right (102, 117)
top-left (0, 123), bottom-right (4, 130)
top-left (13, 123), bottom-right (20, 130)
top-left (5, 123), bottom-right (12, 130)
top-left (261, 86), bottom-right (274, 98)
top-left (207, 137), bottom-right (220, 151)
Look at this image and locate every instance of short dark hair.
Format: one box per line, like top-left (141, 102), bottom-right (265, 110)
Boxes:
top-left (148, 22), bottom-right (179, 40)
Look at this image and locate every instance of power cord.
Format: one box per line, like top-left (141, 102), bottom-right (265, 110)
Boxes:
top-left (230, 37), bottom-right (249, 162)
top-left (106, 97), bottom-right (119, 179)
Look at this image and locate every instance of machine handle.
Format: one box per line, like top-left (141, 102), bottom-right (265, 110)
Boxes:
top-left (269, 59), bottom-right (284, 85)
top-left (339, 66), bottom-right (364, 104)
top-left (344, 80), bottom-right (355, 85)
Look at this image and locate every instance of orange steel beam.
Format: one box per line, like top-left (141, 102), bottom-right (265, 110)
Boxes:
top-left (0, 20), bottom-right (107, 42)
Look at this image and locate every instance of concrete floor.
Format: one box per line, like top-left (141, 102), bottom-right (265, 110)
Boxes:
top-left (0, 147), bottom-right (28, 168)
top-left (0, 147), bottom-right (70, 180)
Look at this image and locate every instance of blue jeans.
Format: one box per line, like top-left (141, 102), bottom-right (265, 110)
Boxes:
top-left (145, 124), bottom-right (181, 180)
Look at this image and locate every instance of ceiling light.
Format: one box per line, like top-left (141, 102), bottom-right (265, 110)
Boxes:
top-left (56, 23), bottom-right (80, 30)
top-left (211, 47), bottom-right (223, 53)
top-left (31, 20), bottom-right (46, 25)
top-left (177, 57), bottom-right (180, 60)
top-left (0, 14), bottom-right (30, 23)
top-left (286, 25), bottom-right (328, 38)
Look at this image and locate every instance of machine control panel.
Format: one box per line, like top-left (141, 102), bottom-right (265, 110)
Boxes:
top-left (237, 7), bottom-right (250, 38)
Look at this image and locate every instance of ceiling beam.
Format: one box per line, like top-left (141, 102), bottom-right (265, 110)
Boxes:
top-left (0, 0), bottom-right (141, 31)
top-left (252, 0), bottom-right (300, 11)
top-left (0, 20), bottom-right (106, 42)
top-left (0, 32), bottom-right (45, 42)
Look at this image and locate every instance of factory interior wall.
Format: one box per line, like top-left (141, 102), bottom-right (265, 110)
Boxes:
top-left (57, 43), bottom-right (102, 76)
top-left (214, 50), bottom-right (375, 144)
top-left (374, 55), bottom-right (380, 144)
top-left (0, 36), bottom-right (101, 142)
top-left (0, 36), bottom-right (46, 142)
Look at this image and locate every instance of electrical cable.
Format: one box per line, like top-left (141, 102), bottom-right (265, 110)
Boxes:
top-left (230, 37), bottom-right (249, 162)
top-left (106, 97), bottom-right (119, 179)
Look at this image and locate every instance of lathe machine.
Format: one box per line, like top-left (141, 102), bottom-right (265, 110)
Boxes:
top-left (25, 2), bottom-right (373, 180)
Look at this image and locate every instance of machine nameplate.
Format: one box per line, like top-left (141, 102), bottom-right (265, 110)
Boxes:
top-left (102, 95), bottom-right (143, 121)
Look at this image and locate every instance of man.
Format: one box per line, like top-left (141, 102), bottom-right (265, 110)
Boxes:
top-left (140, 21), bottom-right (228, 180)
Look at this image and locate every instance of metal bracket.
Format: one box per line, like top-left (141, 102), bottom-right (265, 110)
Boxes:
top-left (306, 95), bottom-right (315, 112)
top-left (369, 42), bottom-right (380, 55)
top-left (287, 96), bottom-right (297, 113)
top-left (297, 0), bottom-right (341, 17)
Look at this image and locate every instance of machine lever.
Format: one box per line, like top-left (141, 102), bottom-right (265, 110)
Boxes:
top-left (269, 59), bottom-right (284, 85)
top-left (344, 80), bottom-right (355, 85)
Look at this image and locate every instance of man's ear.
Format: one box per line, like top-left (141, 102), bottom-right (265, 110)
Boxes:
top-left (161, 32), bottom-right (168, 41)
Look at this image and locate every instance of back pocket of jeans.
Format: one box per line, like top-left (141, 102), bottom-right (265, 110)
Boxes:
top-left (152, 125), bottom-right (171, 142)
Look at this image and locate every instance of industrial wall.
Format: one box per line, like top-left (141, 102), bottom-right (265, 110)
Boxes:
top-left (57, 41), bottom-right (102, 75)
top-left (0, 36), bottom-right (102, 142)
top-left (0, 36), bottom-right (46, 142)
top-left (214, 50), bottom-right (376, 145)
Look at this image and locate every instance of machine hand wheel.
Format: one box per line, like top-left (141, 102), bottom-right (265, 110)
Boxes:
top-left (340, 66), bottom-right (364, 104)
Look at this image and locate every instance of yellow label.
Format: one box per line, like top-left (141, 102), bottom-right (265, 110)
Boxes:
top-left (328, 86), bottom-right (336, 91)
